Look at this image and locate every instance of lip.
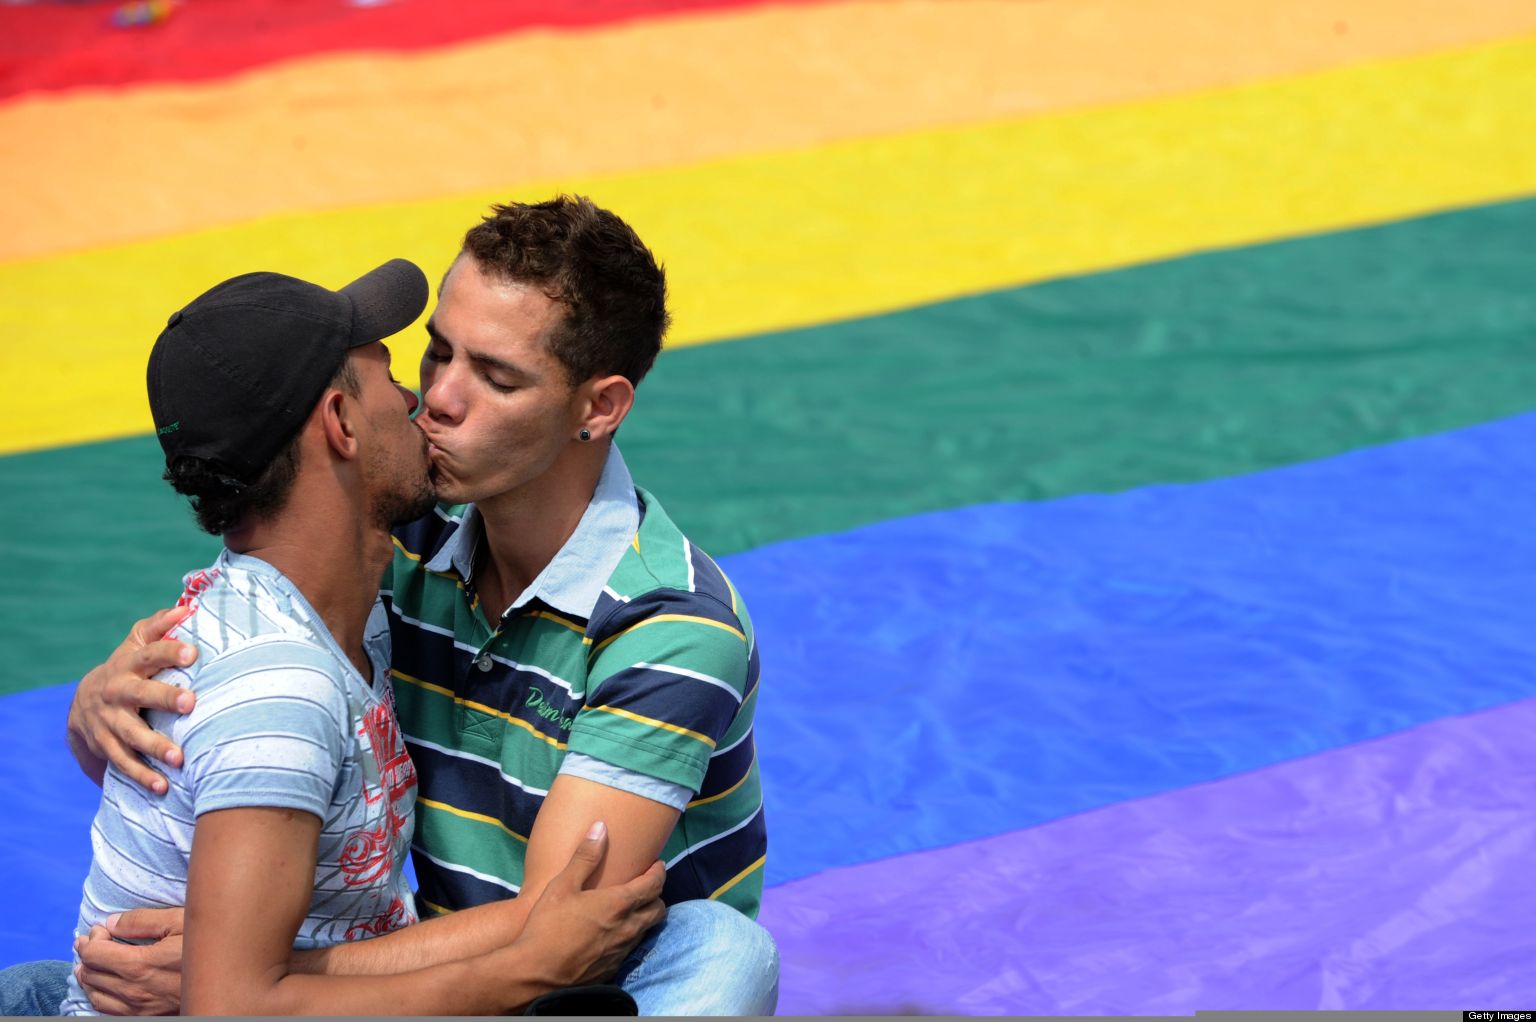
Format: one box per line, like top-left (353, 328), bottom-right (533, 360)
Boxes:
top-left (417, 425), bottom-right (446, 454)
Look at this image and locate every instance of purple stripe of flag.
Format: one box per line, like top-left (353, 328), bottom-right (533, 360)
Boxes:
top-left (761, 698), bottom-right (1536, 1014)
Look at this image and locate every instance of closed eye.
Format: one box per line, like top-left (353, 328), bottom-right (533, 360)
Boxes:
top-left (422, 321), bottom-right (452, 363)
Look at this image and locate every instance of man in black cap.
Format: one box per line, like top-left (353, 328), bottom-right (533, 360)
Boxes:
top-left (34, 262), bottom-right (663, 1015)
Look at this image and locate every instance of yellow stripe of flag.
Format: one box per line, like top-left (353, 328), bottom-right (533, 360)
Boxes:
top-left (5, 33), bottom-right (1536, 456)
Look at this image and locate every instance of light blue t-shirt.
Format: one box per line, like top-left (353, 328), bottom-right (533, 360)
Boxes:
top-left (61, 551), bottom-right (417, 1015)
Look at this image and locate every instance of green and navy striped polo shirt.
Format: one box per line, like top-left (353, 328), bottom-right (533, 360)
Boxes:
top-left (383, 463), bottom-right (766, 919)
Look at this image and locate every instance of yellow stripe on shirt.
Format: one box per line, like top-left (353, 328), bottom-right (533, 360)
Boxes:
top-left (592, 614), bottom-right (747, 654)
top-left (417, 796), bottom-right (530, 844)
top-left (709, 854), bottom-right (767, 901)
top-left (590, 704), bottom-right (717, 749)
top-left (390, 668), bottom-right (569, 750)
top-left (688, 754), bottom-right (756, 808)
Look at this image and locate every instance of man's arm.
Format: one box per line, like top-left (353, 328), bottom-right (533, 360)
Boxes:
top-left (522, 774), bottom-right (681, 905)
top-left (67, 607), bottom-right (198, 793)
top-left (184, 808), bottom-right (662, 1016)
top-left (521, 584), bottom-right (755, 901)
top-left (182, 806), bottom-right (517, 1015)
top-left (293, 890), bottom-right (537, 977)
top-left (79, 895), bottom-right (532, 1007)
top-left (299, 776), bottom-right (675, 977)
top-left (80, 818), bottom-right (665, 1014)
top-left (82, 776), bottom-right (679, 1004)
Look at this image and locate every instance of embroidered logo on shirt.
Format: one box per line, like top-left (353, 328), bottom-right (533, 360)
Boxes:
top-left (526, 687), bottom-right (576, 731)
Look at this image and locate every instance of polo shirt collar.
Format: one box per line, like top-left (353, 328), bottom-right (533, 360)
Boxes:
top-left (423, 444), bottom-right (640, 621)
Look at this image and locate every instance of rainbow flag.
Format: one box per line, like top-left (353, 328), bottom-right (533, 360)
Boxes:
top-left (4, 1), bottom-right (1536, 1011)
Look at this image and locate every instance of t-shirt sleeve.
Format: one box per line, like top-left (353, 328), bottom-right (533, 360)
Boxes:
top-left (570, 590), bottom-right (751, 793)
top-left (558, 751), bottom-right (693, 810)
top-left (178, 638), bottom-right (351, 820)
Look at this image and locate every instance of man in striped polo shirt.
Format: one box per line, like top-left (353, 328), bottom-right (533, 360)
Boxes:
top-left (65, 197), bottom-right (777, 1015)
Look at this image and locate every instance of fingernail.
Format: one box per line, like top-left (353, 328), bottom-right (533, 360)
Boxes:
top-left (178, 648), bottom-right (195, 665)
top-left (587, 820), bottom-right (606, 841)
top-left (106, 913), bottom-right (121, 929)
top-left (176, 691), bottom-right (194, 711)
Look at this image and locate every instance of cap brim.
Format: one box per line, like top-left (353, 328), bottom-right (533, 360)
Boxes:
top-left (340, 258), bottom-right (430, 346)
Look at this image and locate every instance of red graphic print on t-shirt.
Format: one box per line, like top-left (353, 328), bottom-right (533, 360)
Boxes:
top-left (339, 702), bottom-right (417, 889)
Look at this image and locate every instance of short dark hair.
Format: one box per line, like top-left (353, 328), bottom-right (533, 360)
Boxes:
top-left (165, 360), bottom-right (359, 535)
top-left (461, 195), bottom-right (670, 387)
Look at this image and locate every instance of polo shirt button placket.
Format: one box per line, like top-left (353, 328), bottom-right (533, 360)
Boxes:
top-left (473, 613), bottom-right (512, 675)
top-left (469, 630), bottom-right (497, 678)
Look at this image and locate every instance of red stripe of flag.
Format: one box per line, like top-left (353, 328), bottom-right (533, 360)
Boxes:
top-left (0, 0), bottom-right (827, 100)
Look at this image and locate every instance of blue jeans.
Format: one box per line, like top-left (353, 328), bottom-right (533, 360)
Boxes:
top-left (0, 900), bottom-right (777, 1016)
top-left (0, 959), bottom-right (69, 1016)
top-left (615, 899), bottom-right (779, 1016)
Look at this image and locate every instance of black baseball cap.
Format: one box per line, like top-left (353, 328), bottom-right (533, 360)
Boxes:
top-left (147, 258), bottom-right (429, 488)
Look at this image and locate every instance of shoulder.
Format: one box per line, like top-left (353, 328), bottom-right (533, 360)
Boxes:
top-left (199, 633), bottom-right (343, 683)
top-left (165, 560), bottom-right (330, 673)
top-left (569, 494), bottom-right (760, 787)
top-left (595, 487), bottom-right (753, 639)
top-left (586, 490), bottom-right (756, 694)
top-left (172, 637), bottom-right (360, 817)
top-left (158, 634), bottom-right (348, 738)
top-left (164, 635), bottom-right (355, 779)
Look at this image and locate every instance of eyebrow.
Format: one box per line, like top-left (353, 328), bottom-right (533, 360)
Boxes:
top-left (424, 319), bottom-right (534, 380)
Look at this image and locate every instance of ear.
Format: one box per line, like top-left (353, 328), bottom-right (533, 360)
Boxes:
top-left (316, 387), bottom-right (361, 462)
top-left (576, 374), bottom-right (635, 442)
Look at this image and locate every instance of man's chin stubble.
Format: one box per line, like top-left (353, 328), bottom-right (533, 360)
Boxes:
top-left (375, 476), bottom-right (438, 530)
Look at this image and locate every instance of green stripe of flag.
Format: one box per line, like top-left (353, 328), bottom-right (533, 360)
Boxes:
top-left (5, 195), bottom-right (1535, 693)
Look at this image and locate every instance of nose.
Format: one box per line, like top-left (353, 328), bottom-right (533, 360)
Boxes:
top-left (420, 359), bottom-right (465, 425)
